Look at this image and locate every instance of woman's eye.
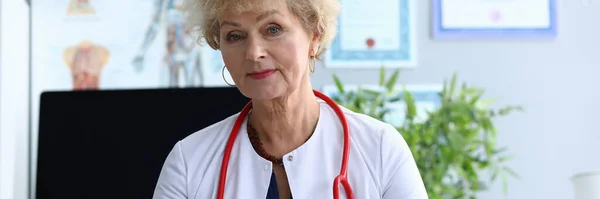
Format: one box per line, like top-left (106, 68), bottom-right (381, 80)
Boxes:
top-left (226, 33), bottom-right (244, 42)
top-left (266, 26), bottom-right (281, 35)
top-left (227, 34), bottom-right (243, 41)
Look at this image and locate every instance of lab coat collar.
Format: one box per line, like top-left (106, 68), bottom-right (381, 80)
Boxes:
top-left (225, 101), bottom-right (328, 198)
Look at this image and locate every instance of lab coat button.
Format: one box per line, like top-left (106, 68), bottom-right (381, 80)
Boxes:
top-left (264, 164), bottom-right (269, 171)
top-left (287, 155), bottom-right (294, 162)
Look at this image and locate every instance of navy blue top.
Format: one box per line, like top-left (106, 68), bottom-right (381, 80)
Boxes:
top-left (266, 171), bottom-right (293, 199)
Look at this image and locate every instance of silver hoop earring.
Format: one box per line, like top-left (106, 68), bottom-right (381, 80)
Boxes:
top-left (222, 66), bottom-right (235, 86)
top-left (309, 57), bottom-right (316, 74)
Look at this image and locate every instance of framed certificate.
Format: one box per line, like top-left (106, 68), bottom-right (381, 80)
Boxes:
top-left (325, 0), bottom-right (417, 68)
top-left (432, 0), bottom-right (557, 39)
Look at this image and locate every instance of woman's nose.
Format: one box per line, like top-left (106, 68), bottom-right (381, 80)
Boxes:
top-left (245, 37), bottom-right (267, 61)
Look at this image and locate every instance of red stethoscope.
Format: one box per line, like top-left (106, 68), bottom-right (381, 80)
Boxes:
top-left (217, 90), bottom-right (355, 199)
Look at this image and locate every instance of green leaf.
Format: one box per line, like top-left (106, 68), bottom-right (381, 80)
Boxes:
top-left (333, 74), bottom-right (345, 94)
top-left (481, 118), bottom-right (497, 137)
top-left (448, 73), bottom-right (458, 99)
top-left (484, 137), bottom-right (496, 157)
top-left (490, 168), bottom-right (499, 182)
top-left (504, 166), bottom-right (520, 179)
top-left (362, 88), bottom-right (381, 97)
top-left (477, 98), bottom-right (498, 109)
top-left (499, 105), bottom-right (524, 115)
top-left (498, 155), bottom-right (514, 162)
top-left (385, 69), bottom-right (400, 92)
top-left (402, 87), bottom-right (417, 120)
top-left (478, 160), bottom-right (490, 169)
top-left (441, 79), bottom-right (448, 102)
top-left (379, 65), bottom-right (385, 87)
top-left (389, 96), bottom-right (402, 102)
top-left (468, 89), bottom-right (484, 105)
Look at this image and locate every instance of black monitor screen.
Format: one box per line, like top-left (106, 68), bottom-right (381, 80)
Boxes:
top-left (35, 87), bottom-right (249, 199)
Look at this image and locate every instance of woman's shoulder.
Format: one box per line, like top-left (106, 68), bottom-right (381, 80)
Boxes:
top-left (154, 113), bottom-right (245, 198)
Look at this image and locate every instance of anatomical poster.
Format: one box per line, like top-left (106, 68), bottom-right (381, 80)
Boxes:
top-left (31, 0), bottom-right (229, 92)
top-left (30, 0), bottom-right (229, 161)
top-left (30, 1), bottom-right (230, 110)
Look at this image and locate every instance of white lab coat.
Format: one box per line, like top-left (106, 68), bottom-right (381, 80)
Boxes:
top-left (153, 99), bottom-right (428, 199)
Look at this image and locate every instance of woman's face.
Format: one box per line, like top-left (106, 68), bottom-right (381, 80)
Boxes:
top-left (218, 1), bottom-right (319, 100)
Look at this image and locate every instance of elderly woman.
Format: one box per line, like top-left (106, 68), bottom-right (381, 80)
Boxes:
top-left (153, 0), bottom-right (428, 198)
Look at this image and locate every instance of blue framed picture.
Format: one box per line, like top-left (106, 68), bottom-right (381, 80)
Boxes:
top-left (325, 0), bottom-right (417, 68)
top-left (432, 0), bottom-right (557, 39)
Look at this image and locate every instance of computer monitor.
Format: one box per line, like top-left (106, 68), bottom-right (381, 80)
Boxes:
top-left (35, 87), bottom-right (249, 199)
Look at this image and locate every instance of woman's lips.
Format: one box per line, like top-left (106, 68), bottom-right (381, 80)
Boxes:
top-left (248, 69), bottom-right (276, 80)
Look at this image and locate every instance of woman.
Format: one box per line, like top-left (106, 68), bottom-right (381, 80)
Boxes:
top-left (153, 0), bottom-right (428, 198)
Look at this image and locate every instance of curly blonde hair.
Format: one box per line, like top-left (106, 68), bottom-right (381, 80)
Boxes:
top-left (183, 0), bottom-right (340, 59)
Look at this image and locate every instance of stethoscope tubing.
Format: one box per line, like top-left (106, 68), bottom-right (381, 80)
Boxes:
top-left (217, 90), bottom-right (354, 199)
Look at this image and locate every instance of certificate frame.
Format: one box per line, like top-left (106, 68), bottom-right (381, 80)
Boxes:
top-left (432, 0), bottom-right (557, 39)
top-left (325, 0), bottom-right (417, 68)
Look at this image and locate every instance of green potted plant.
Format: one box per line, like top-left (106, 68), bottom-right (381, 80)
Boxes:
top-left (329, 67), bottom-right (522, 199)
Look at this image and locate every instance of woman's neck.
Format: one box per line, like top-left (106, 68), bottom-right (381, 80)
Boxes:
top-left (248, 82), bottom-right (320, 157)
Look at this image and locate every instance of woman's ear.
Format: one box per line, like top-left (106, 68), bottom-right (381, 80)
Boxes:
top-left (310, 31), bottom-right (321, 57)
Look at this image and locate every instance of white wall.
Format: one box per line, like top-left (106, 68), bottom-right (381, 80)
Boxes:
top-left (0, 0), bottom-right (30, 199)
